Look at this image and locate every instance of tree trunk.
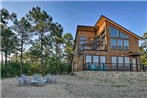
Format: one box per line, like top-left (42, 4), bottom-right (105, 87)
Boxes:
top-left (4, 48), bottom-right (8, 77)
top-left (40, 34), bottom-right (44, 76)
top-left (15, 52), bottom-right (17, 62)
top-left (20, 33), bottom-right (23, 75)
top-left (9, 52), bottom-right (11, 62)
top-left (1, 52), bottom-right (3, 65)
top-left (36, 58), bottom-right (38, 74)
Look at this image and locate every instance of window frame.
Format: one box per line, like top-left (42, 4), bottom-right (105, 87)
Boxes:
top-left (110, 26), bottom-right (119, 38)
top-left (117, 39), bottom-right (123, 49)
top-left (124, 40), bottom-right (129, 50)
top-left (111, 39), bottom-right (117, 49)
top-left (79, 36), bottom-right (87, 41)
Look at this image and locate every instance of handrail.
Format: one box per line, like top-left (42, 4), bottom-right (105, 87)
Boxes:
top-left (83, 62), bottom-right (147, 72)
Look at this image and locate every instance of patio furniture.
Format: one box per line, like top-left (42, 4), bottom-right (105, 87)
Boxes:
top-left (31, 74), bottom-right (46, 86)
top-left (98, 64), bottom-right (108, 71)
top-left (50, 74), bottom-right (59, 84)
top-left (90, 64), bottom-right (97, 70)
top-left (15, 75), bottom-right (31, 86)
top-left (44, 74), bottom-right (52, 84)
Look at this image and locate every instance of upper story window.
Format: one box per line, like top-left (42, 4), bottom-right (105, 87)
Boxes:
top-left (79, 41), bottom-right (87, 45)
top-left (79, 36), bottom-right (87, 41)
top-left (110, 26), bottom-right (119, 37)
top-left (120, 32), bottom-right (128, 38)
top-left (79, 36), bottom-right (87, 45)
top-left (124, 40), bottom-right (129, 50)
top-left (117, 40), bottom-right (123, 49)
top-left (111, 39), bottom-right (117, 49)
top-left (110, 26), bottom-right (129, 39)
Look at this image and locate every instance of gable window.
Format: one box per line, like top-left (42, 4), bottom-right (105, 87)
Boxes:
top-left (110, 26), bottom-right (119, 37)
top-left (117, 40), bottom-right (123, 49)
top-left (120, 32), bottom-right (128, 38)
top-left (111, 39), bottom-right (117, 49)
top-left (124, 40), bottom-right (129, 50)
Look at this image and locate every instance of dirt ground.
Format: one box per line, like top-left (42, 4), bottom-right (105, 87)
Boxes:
top-left (1, 72), bottom-right (147, 98)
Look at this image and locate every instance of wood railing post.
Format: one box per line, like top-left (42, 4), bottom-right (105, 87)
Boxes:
top-left (117, 63), bottom-right (118, 71)
top-left (130, 64), bottom-right (132, 71)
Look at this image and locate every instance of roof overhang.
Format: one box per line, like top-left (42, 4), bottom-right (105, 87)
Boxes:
top-left (95, 15), bottom-right (141, 40)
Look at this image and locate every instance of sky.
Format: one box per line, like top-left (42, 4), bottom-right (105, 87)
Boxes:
top-left (1, 1), bottom-right (147, 40)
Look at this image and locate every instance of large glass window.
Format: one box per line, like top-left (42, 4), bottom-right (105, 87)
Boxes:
top-left (93, 56), bottom-right (98, 62)
top-left (118, 57), bottom-right (123, 69)
top-left (124, 57), bottom-right (130, 70)
top-left (93, 56), bottom-right (98, 66)
top-left (120, 32), bottom-right (128, 38)
top-left (86, 55), bottom-right (92, 63)
top-left (112, 56), bottom-right (117, 70)
top-left (117, 40), bottom-right (123, 49)
top-left (111, 39), bottom-right (117, 49)
top-left (124, 40), bottom-right (129, 50)
top-left (110, 26), bottom-right (119, 37)
top-left (100, 56), bottom-right (106, 63)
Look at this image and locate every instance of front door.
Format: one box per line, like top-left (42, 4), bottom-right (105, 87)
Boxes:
top-left (132, 58), bottom-right (137, 71)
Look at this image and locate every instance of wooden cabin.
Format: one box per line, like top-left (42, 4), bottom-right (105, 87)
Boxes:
top-left (72, 15), bottom-right (141, 71)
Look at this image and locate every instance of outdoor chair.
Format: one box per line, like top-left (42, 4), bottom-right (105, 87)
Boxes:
top-left (15, 75), bottom-right (31, 86)
top-left (31, 74), bottom-right (39, 85)
top-left (21, 74), bottom-right (31, 86)
top-left (90, 64), bottom-right (97, 70)
top-left (98, 64), bottom-right (108, 71)
top-left (50, 74), bottom-right (59, 84)
top-left (16, 75), bottom-right (23, 86)
top-left (44, 74), bottom-right (52, 84)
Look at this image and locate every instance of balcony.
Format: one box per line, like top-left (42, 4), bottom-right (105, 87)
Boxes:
top-left (83, 62), bottom-right (143, 71)
top-left (78, 44), bottom-right (107, 54)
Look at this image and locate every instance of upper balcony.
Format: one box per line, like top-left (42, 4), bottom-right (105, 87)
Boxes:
top-left (78, 42), bottom-right (107, 54)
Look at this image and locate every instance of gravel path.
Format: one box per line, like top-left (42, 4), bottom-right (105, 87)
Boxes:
top-left (1, 72), bottom-right (147, 98)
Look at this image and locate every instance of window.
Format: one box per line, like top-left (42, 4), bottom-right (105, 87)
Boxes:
top-left (79, 41), bottom-right (87, 45)
top-left (117, 40), bottom-right (123, 49)
top-left (124, 40), bottom-right (129, 50)
top-left (93, 56), bottom-right (98, 62)
top-left (86, 55), bottom-right (92, 63)
top-left (93, 56), bottom-right (98, 66)
top-left (112, 56), bottom-right (117, 70)
top-left (111, 39), bottom-right (117, 49)
top-left (79, 36), bottom-right (87, 45)
top-left (120, 32), bottom-right (128, 38)
top-left (110, 26), bottom-right (119, 37)
top-left (118, 57), bottom-right (123, 69)
top-left (84, 46), bottom-right (92, 50)
top-left (124, 57), bottom-right (130, 70)
top-left (100, 56), bottom-right (106, 64)
top-left (79, 36), bottom-right (86, 41)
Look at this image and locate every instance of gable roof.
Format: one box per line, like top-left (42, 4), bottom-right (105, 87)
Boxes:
top-left (95, 15), bottom-right (141, 40)
top-left (72, 15), bottom-right (141, 55)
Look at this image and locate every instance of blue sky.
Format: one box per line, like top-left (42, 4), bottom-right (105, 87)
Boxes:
top-left (1, 1), bottom-right (147, 39)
